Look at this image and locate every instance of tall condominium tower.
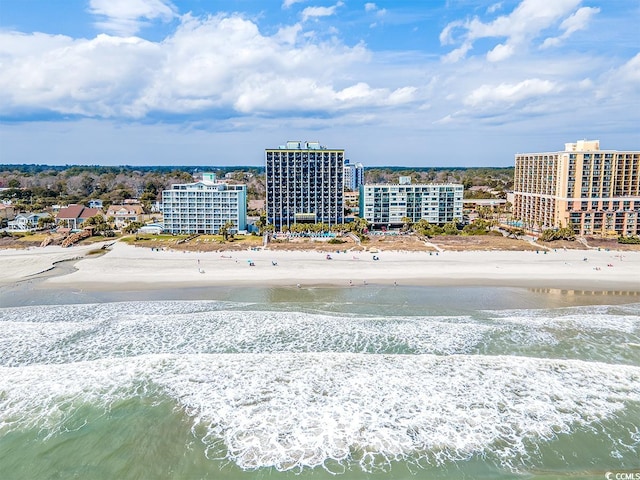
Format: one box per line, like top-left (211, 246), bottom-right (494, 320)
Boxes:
top-left (343, 160), bottom-right (364, 190)
top-left (266, 141), bottom-right (344, 230)
top-left (513, 140), bottom-right (640, 236)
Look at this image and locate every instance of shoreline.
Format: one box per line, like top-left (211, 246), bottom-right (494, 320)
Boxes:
top-left (1, 241), bottom-right (638, 293)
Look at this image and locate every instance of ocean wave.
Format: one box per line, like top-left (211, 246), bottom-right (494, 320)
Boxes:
top-left (1, 354), bottom-right (639, 473)
top-left (487, 303), bottom-right (640, 334)
top-left (2, 300), bottom-right (639, 367)
top-left (0, 304), bottom-right (489, 366)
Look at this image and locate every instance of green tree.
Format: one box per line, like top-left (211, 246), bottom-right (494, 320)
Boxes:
top-left (443, 220), bottom-right (460, 235)
top-left (219, 220), bottom-right (236, 241)
top-left (539, 224), bottom-right (576, 242)
top-left (140, 191), bottom-right (157, 212)
top-left (349, 217), bottom-right (369, 236)
top-left (401, 216), bottom-right (413, 232)
top-left (122, 221), bottom-right (144, 234)
top-left (463, 219), bottom-right (490, 235)
top-left (82, 214), bottom-right (114, 236)
top-left (37, 216), bottom-right (55, 230)
top-left (255, 213), bottom-right (267, 235)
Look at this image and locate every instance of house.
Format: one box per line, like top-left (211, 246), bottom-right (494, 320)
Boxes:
top-left (56, 204), bottom-right (101, 230)
top-left (0, 203), bottom-right (16, 227)
top-left (88, 199), bottom-right (104, 209)
top-left (7, 212), bottom-right (52, 232)
top-left (106, 204), bottom-right (144, 229)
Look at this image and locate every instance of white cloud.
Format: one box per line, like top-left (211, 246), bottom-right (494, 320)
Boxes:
top-left (301, 2), bottom-right (344, 22)
top-left (541, 6), bottom-right (600, 49)
top-left (89, 0), bottom-right (177, 36)
top-left (618, 53), bottom-right (640, 84)
top-left (364, 2), bottom-right (386, 28)
top-left (464, 78), bottom-right (557, 107)
top-left (274, 24), bottom-right (303, 45)
top-left (595, 52), bottom-right (640, 100)
top-left (0, 13), bottom-right (417, 119)
top-left (282, 0), bottom-right (305, 8)
top-left (439, 20), bottom-right (462, 45)
top-left (386, 87), bottom-right (417, 105)
top-left (487, 3), bottom-right (502, 14)
top-left (486, 43), bottom-right (514, 62)
top-left (442, 42), bottom-right (472, 63)
top-left (0, 32), bottom-right (161, 117)
top-left (440, 0), bottom-right (586, 62)
top-left (364, 2), bottom-right (386, 16)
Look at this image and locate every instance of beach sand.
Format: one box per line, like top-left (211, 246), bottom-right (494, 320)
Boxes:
top-left (2, 241), bottom-right (638, 292)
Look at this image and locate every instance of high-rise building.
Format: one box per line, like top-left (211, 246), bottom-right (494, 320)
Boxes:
top-left (343, 160), bottom-right (364, 190)
top-left (266, 141), bottom-right (344, 230)
top-left (162, 173), bottom-right (247, 234)
top-left (513, 140), bottom-right (640, 236)
top-left (359, 181), bottom-right (463, 228)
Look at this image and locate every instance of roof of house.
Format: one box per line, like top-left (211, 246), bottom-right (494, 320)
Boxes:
top-left (56, 204), bottom-right (101, 220)
top-left (106, 204), bottom-right (144, 215)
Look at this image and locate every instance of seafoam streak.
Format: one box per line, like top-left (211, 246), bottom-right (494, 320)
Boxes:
top-left (1, 354), bottom-right (639, 472)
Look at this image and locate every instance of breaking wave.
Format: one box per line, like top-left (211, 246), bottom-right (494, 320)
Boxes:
top-left (1, 300), bottom-right (639, 473)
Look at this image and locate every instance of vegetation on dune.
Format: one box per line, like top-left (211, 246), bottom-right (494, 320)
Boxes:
top-left (539, 225), bottom-right (576, 242)
top-left (618, 235), bottom-right (640, 244)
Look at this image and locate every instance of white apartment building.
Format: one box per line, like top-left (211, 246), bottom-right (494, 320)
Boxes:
top-left (162, 173), bottom-right (247, 234)
top-left (359, 182), bottom-right (464, 228)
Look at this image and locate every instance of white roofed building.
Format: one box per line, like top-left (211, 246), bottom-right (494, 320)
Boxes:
top-left (162, 173), bottom-right (247, 234)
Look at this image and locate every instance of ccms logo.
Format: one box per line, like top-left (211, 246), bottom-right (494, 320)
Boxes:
top-left (606, 472), bottom-right (640, 480)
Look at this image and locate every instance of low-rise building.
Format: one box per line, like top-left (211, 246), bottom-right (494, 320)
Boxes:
top-left (106, 204), bottom-right (144, 229)
top-left (343, 190), bottom-right (359, 217)
top-left (359, 182), bottom-right (463, 228)
top-left (7, 212), bottom-right (52, 232)
top-left (0, 203), bottom-right (16, 227)
top-left (162, 173), bottom-right (247, 234)
top-left (56, 205), bottom-right (102, 230)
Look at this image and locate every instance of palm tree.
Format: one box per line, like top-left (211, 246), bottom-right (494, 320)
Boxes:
top-left (255, 213), bottom-right (267, 235)
top-left (219, 220), bottom-right (236, 241)
top-left (350, 217), bottom-right (369, 236)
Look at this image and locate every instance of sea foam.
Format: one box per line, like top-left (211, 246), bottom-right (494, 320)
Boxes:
top-left (1, 354), bottom-right (639, 472)
top-left (2, 300), bottom-right (639, 473)
top-left (0, 302), bottom-right (491, 366)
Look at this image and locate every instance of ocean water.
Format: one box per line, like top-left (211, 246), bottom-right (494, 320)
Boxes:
top-left (1, 285), bottom-right (639, 480)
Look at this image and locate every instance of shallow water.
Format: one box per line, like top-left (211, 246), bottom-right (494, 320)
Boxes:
top-left (1, 285), bottom-right (639, 479)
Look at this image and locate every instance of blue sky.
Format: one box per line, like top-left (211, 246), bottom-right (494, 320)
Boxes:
top-left (0, 0), bottom-right (638, 167)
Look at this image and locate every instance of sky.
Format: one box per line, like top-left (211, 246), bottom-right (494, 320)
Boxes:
top-left (0, 0), bottom-right (638, 167)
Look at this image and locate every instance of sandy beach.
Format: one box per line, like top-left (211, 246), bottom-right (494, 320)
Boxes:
top-left (2, 241), bottom-right (638, 292)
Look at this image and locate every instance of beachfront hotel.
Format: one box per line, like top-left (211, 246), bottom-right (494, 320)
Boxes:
top-left (359, 180), bottom-right (464, 228)
top-left (513, 140), bottom-right (640, 236)
top-left (161, 173), bottom-right (247, 234)
top-left (266, 141), bottom-right (344, 230)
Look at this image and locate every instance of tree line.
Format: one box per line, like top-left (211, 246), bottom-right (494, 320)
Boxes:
top-left (1, 165), bottom-right (513, 215)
